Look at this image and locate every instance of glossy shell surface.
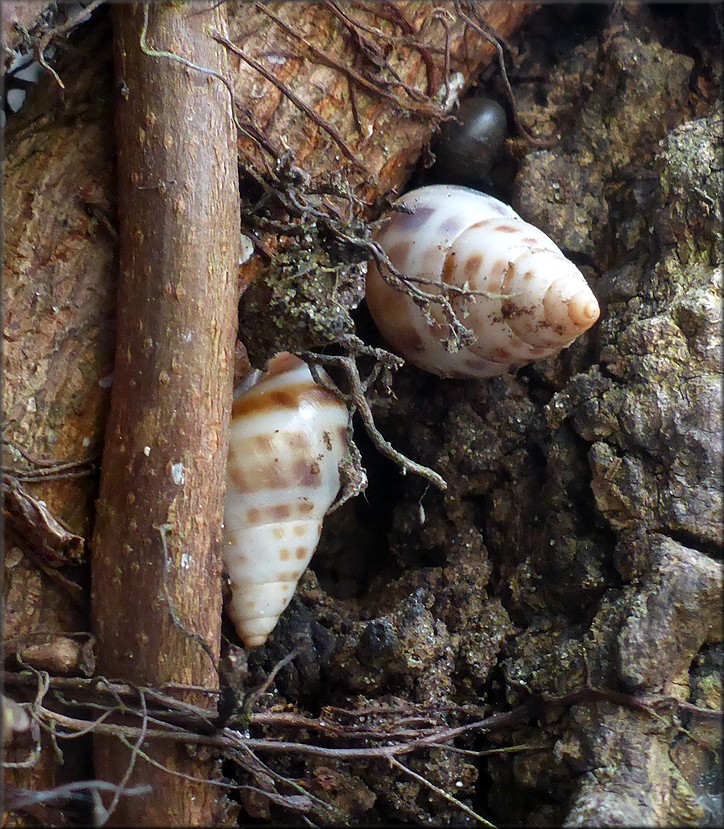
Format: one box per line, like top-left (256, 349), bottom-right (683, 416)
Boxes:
top-left (433, 97), bottom-right (508, 183)
top-left (366, 184), bottom-right (600, 378)
top-left (224, 352), bottom-right (348, 648)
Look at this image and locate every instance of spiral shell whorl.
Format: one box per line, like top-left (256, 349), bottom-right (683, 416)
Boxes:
top-left (224, 352), bottom-right (348, 648)
top-left (366, 184), bottom-right (600, 378)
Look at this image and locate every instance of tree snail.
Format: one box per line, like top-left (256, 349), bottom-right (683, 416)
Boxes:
top-left (224, 352), bottom-right (348, 648)
top-left (366, 184), bottom-right (600, 379)
top-left (433, 97), bottom-right (508, 184)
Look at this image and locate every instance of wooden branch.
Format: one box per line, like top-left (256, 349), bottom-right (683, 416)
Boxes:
top-left (90, 3), bottom-right (240, 825)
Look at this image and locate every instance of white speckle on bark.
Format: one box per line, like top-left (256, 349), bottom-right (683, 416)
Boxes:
top-left (171, 462), bottom-right (185, 485)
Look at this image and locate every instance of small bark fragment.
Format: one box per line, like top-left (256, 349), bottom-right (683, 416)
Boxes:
top-left (90, 3), bottom-right (240, 825)
top-left (616, 535), bottom-right (723, 695)
top-left (2, 474), bottom-right (85, 566)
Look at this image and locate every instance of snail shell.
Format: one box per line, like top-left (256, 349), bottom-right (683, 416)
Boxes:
top-left (224, 352), bottom-right (348, 648)
top-left (366, 184), bottom-right (600, 378)
top-left (433, 97), bottom-right (508, 184)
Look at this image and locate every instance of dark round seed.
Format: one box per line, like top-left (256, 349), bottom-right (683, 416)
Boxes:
top-left (433, 97), bottom-right (508, 184)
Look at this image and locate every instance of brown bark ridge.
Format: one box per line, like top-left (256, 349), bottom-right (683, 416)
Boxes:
top-left (3, 14), bottom-right (115, 539)
top-left (90, 3), bottom-right (240, 825)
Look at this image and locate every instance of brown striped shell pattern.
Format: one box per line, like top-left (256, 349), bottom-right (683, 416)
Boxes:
top-left (366, 184), bottom-right (600, 378)
top-left (224, 352), bottom-right (348, 648)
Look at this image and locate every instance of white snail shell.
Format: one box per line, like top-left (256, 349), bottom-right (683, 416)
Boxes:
top-left (366, 184), bottom-right (600, 378)
top-left (224, 352), bottom-right (348, 648)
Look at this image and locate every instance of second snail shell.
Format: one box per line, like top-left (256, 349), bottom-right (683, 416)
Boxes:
top-left (224, 352), bottom-right (348, 648)
top-left (366, 184), bottom-right (600, 378)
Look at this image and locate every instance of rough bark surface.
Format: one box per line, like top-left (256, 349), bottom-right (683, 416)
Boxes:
top-left (89, 3), bottom-right (240, 825)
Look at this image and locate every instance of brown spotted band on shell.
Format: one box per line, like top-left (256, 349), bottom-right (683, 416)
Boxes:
top-left (366, 184), bottom-right (600, 378)
top-left (224, 352), bottom-right (348, 648)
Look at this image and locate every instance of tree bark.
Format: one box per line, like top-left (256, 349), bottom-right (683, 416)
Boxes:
top-left (90, 3), bottom-right (240, 825)
top-left (3, 4), bottom-right (721, 826)
top-left (223, 1), bottom-right (536, 199)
